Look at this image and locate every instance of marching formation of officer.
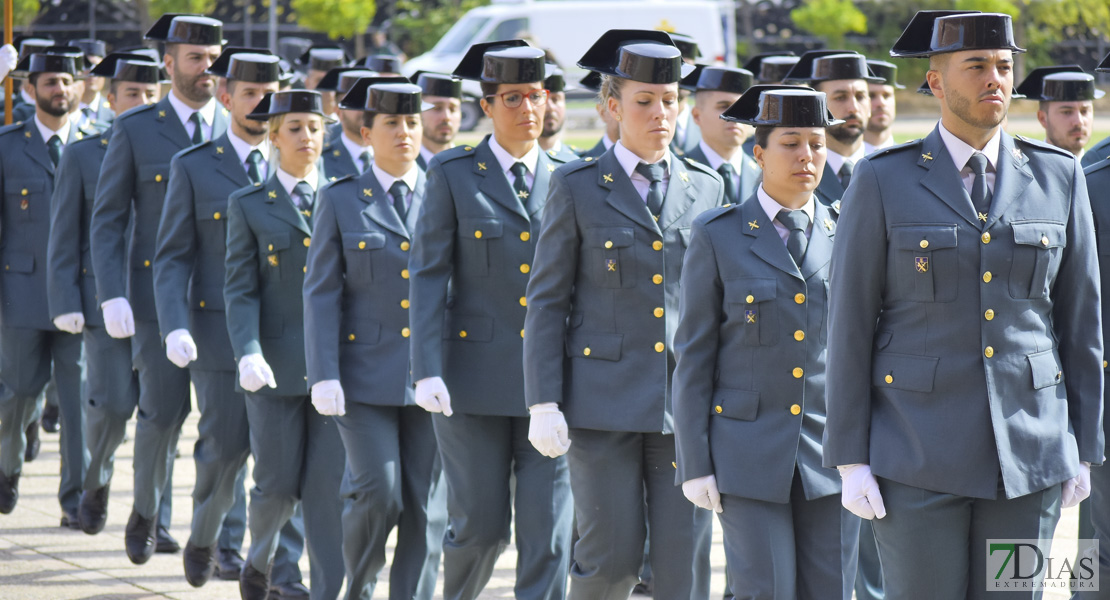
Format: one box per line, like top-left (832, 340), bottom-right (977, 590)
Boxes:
top-left (2, 9), bottom-right (1110, 600)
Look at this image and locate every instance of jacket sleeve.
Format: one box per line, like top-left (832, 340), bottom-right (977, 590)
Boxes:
top-left (47, 146), bottom-right (86, 318)
top-left (522, 170), bottom-right (579, 408)
top-left (153, 154), bottom-right (198, 336)
top-left (223, 192), bottom-right (263, 360)
top-left (90, 121), bottom-right (136, 303)
top-left (302, 186), bottom-right (345, 386)
top-left (408, 161), bottom-right (457, 381)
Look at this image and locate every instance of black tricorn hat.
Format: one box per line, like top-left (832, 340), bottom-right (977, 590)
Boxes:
top-left (682, 65), bottom-right (753, 95)
top-left (669, 32), bottom-right (701, 61)
top-left (341, 80), bottom-right (432, 114)
top-left (720, 84), bottom-right (843, 127)
top-left (743, 52), bottom-right (796, 83)
top-left (14, 36), bottom-right (53, 59)
top-left (783, 50), bottom-right (884, 84)
top-left (1016, 66), bottom-right (1104, 101)
top-left (115, 46), bottom-right (163, 65)
top-left (454, 40), bottom-right (549, 84)
top-left (577, 29), bottom-right (694, 84)
top-left (1098, 51), bottom-right (1109, 73)
top-left (890, 10), bottom-right (1024, 58)
top-left (415, 72), bottom-right (463, 99)
top-left (208, 48), bottom-right (281, 83)
top-left (578, 70), bottom-right (603, 93)
top-left (90, 52), bottom-right (161, 84)
top-left (544, 65), bottom-right (574, 93)
top-left (351, 54), bottom-right (403, 74)
top-left (866, 59), bottom-right (905, 89)
top-left (317, 68), bottom-right (379, 93)
top-left (246, 90), bottom-right (336, 122)
top-left (146, 14), bottom-right (224, 46)
top-left (71, 38), bottom-right (107, 58)
top-left (296, 46), bottom-right (348, 73)
top-left (14, 46), bottom-right (86, 78)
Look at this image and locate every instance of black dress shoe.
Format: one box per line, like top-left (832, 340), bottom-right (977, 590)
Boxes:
top-left (41, 404), bottom-right (60, 433)
top-left (155, 525), bottom-right (180, 553)
top-left (78, 485), bottom-right (110, 534)
top-left (183, 541), bottom-right (217, 587)
top-left (240, 563), bottom-right (271, 600)
top-left (60, 508), bottom-right (81, 529)
top-left (270, 580), bottom-right (309, 599)
top-left (216, 548), bottom-right (245, 580)
top-left (0, 471), bottom-right (19, 514)
top-left (24, 422), bottom-right (40, 462)
top-left (124, 509), bottom-right (156, 564)
top-left (632, 581), bottom-right (654, 596)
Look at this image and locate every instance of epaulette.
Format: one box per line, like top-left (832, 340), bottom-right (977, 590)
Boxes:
top-left (434, 144), bottom-right (477, 165)
top-left (322, 173), bottom-right (356, 192)
top-left (681, 155), bottom-right (718, 177)
top-left (70, 132), bottom-right (105, 147)
top-left (0, 121), bottom-right (25, 136)
top-left (560, 155), bottom-right (599, 175)
top-left (230, 182), bottom-right (265, 201)
top-left (700, 202), bottom-right (740, 224)
top-left (1014, 135), bottom-right (1073, 158)
top-left (177, 139), bottom-right (214, 158)
top-left (114, 102), bottom-right (157, 123)
top-left (1084, 156), bottom-right (1110, 177)
top-left (869, 138), bottom-right (922, 160)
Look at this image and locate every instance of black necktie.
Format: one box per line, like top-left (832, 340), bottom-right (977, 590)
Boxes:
top-left (292, 181), bottom-right (314, 214)
top-left (967, 152), bottom-right (992, 218)
top-left (839, 159), bottom-right (855, 189)
top-left (47, 135), bottom-right (62, 167)
top-left (359, 150), bottom-right (372, 173)
top-left (389, 180), bottom-right (410, 221)
top-left (776, 209), bottom-right (810, 266)
top-left (510, 162), bottom-right (530, 204)
top-left (718, 162), bottom-right (738, 203)
top-left (189, 112), bottom-right (206, 145)
top-left (246, 149), bottom-right (265, 185)
top-left (635, 162), bottom-right (666, 217)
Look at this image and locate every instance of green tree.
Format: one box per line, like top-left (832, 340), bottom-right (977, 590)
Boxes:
top-left (393, 0), bottom-right (490, 57)
top-left (290, 0), bottom-right (377, 39)
top-left (954, 0), bottom-right (1020, 17)
top-left (790, 0), bottom-right (868, 48)
top-left (148, 0), bottom-right (218, 18)
top-left (2, 0), bottom-right (41, 28)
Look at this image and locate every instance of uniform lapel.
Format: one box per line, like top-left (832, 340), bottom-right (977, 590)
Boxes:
top-left (918, 127), bottom-right (980, 228)
top-left (526, 151), bottom-right (553, 218)
top-left (156, 96), bottom-right (192, 147)
top-left (817, 162), bottom-right (845, 201)
top-left (474, 138), bottom-right (528, 221)
top-left (660, 154), bottom-right (696, 231)
top-left (265, 176), bottom-right (312, 236)
top-left (742, 195), bottom-right (802, 279)
top-left (326, 138), bottom-right (358, 176)
top-left (23, 121), bottom-right (55, 175)
top-left (212, 134), bottom-right (250, 187)
top-left (985, 133), bottom-right (1033, 229)
top-left (599, 149), bottom-right (660, 235)
top-left (799, 203), bottom-right (835, 280)
top-left (356, 170), bottom-right (408, 238)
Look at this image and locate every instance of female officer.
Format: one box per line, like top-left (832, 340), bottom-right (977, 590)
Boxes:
top-left (672, 86), bottom-right (860, 600)
top-left (223, 90), bottom-right (345, 600)
top-left (522, 29), bottom-right (723, 600)
top-left (303, 78), bottom-right (447, 600)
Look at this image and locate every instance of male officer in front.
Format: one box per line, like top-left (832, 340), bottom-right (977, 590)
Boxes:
top-left (739, 53), bottom-right (798, 159)
top-left (784, 50), bottom-right (880, 211)
top-left (1080, 52), bottom-right (1109, 167)
top-left (684, 65), bottom-right (760, 204)
top-left (1015, 65), bottom-right (1100, 161)
top-left (863, 59), bottom-right (903, 155)
top-left (669, 32), bottom-right (700, 155)
top-left (825, 10), bottom-right (1104, 598)
top-left (90, 13), bottom-right (229, 565)
top-left (48, 52), bottom-right (158, 534)
top-left (72, 39), bottom-right (112, 131)
top-left (0, 47), bottom-right (92, 521)
top-left (537, 66), bottom-right (578, 162)
top-left (416, 72), bottom-right (462, 170)
top-left (297, 45), bottom-right (347, 120)
top-left (320, 68), bottom-right (379, 180)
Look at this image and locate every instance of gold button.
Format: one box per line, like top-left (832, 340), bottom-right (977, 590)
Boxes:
top-left (144, 260), bottom-right (151, 267)
top-left (459, 330), bottom-right (467, 338)
top-left (794, 293), bottom-right (805, 304)
top-left (714, 405), bottom-right (723, 414)
top-left (984, 309), bottom-right (995, 321)
top-left (401, 327), bottom-right (410, 338)
top-left (400, 241), bottom-right (410, 251)
top-left (982, 271), bottom-right (992, 283)
top-left (652, 240), bottom-right (663, 251)
top-left (520, 264), bottom-right (530, 274)
top-left (303, 237), bottom-right (311, 247)
top-left (981, 232), bottom-right (991, 244)
top-left (919, 239), bottom-right (929, 249)
top-left (794, 330), bottom-right (805, 341)
top-left (348, 334), bottom-right (356, 341)
top-left (746, 294), bottom-right (755, 304)
top-left (268, 244), bottom-right (274, 251)
top-left (213, 212), bottom-right (221, 220)
top-left (401, 269), bottom-right (409, 279)
top-left (303, 266), bottom-right (307, 273)
top-left (653, 307), bottom-right (664, 318)
top-left (884, 374), bottom-right (893, 384)
top-left (519, 296), bottom-right (527, 307)
top-left (1104, 360), bottom-right (1107, 369)
top-left (792, 367), bottom-right (803, 378)
top-left (155, 174), bottom-right (163, 182)
top-left (583, 347), bottom-right (591, 356)
top-left (20, 188), bottom-right (27, 196)
top-left (358, 241), bottom-right (366, 249)
top-left (401, 299), bottom-right (410, 309)
top-left (1041, 236), bottom-right (1050, 247)
top-left (474, 230), bottom-right (483, 239)
top-left (519, 232), bottom-right (530, 242)
top-left (790, 404), bottom-right (801, 415)
top-left (654, 342), bottom-right (665, 353)
top-left (604, 241), bottom-right (613, 249)
top-left (651, 274), bottom-right (663, 285)
top-left (199, 300), bottom-right (206, 308)
top-left (520, 329), bottom-right (525, 338)
top-left (984, 346), bottom-right (994, 358)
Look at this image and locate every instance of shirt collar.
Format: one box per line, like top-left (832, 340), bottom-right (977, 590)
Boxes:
top-left (20, 88), bottom-right (33, 104)
top-left (372, 163), bottom-right (420, 195)
top-left (419, 144), bottom-right (436, 164)
top-left (697, 140), bottom-right (745, 171)
top-left (757, 184), bottom-right (815, 225)
top-left (276, 166), bottom-right (319, 195)
top-left (341, 130), bottom-right (371, 163)
top-left (602, 135), bottom-right (615, 150)
top-left (227, 130), bottom-right (270, 165)
top-left (613, 139), bottom-right (671, 179)
top-left (825, 145), bottom-right (866, 176)
top-left (80, 92), bottom-right (102, 111)
top-left (34, 114), bottom-right (69, 145)
top-left (167, 90), bottom-right (217, 131)
top-left (938, 120), bottom-right (1001, 173)
top-left (488, 134), bottom-right (539, 177)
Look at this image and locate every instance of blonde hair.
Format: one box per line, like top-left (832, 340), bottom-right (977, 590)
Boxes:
top-left (599, 74), bottom-right (626, 104)
top-left (268, 113), bottom-right (286, 137)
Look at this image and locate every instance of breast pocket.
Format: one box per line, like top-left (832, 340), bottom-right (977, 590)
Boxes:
top-left (138, 163), bottom-right (170, 192)
top-left (458, 217), bottom-right (502, 277)
top-left (725, 278), bottom-right (777, 346)
top-left (260, 233), bottom-right (290, 282)
top-left (1010, 221), bottom-right (1066, 299)
top-left (889, 224), bottom-right (958, 303)
top-left (196, 202), bottom-right (228, 253)
top-left (6, 179), bottom-right (45, 222)
top-left (584, 227), bottom-right (635, 288)
top-left (341, 232), bottom-right (386, 284)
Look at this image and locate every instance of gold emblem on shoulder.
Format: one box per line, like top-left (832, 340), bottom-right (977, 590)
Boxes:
top-left (76, 132), bottom-right (83, 140)
top-left (548, 150), bottom-right (556, 157)
top-left (268, 190), bottom-right (277, 199)
top-left (749, 220), bottom-right (759, 230)
top-left (101, 138), bottom-right (109, 146)
top-left (978, 212), bottom-right (988, 222)
top-left (363, 188), bottom-right (373, 197)
top-left (603, 173), bottom-right (614, 183)
top-left (478, 162), bottom-right (487, 171)
top-left (584, 157), bottom-right (593, 162)
top-left (216, 146), bottom-right (224, 154)
top-left (921, 152), bottom-right (933, 162)
top-left (464, 146), bottom-right (472, 151)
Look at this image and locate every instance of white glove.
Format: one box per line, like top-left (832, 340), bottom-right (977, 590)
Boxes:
top-left (311, 380), bottom-right (346, 416)
top-left (839, 463), bottom-right (887, 520)
top-left (53, 312), bottom-right (85, 334)
top-left (682, 474), bottom-right (724, 513)
top-left (164, 328), bottom-right (198, 369)
top-left (0, 44), bottom-right (16, 82)
top-left (1061, 462), bottom-right (1092, 509)
top-left (238, 353), bottom-right (277, 393)
top-left (101, 297), bottom-right (135, 339)
top-left (414, 376), bottom-right (453, 416)
top-left (528, 402), bottom-right (571, 458)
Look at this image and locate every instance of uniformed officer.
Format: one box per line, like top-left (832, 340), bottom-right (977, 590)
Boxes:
top-left (47, 52), bottom-right (157, 534)
top-left (0, 46), bottom-right (92, 523)
top-left (296, 45), bottom-right (347, 119)
top-left (825, 11), bottom-right (1104, 598)
top-left (863, 59), bottom-right (904, 155)
top-left (579, 70), bottom-right (620, 160)
top-left (784, 50), bottom-right (882, 211)
top-left (304, 77), bottom-right (448, 600)
top-left (351, 54), bottom-right (403, 75)
top-left (408, 40), bottom-right (574, 600)
top-left (89, 13), bottom-right (228, 565)
top-left (72, 38), bottom-right (112, 132)
top-left (669, 32), bottom-right (701, 155)
top-left (1080, 52), bottom-right (1109, 167)
top-left (739, 53), bottom-right (799, 159)
top-left (4, 37), bottom-right (55, 124)
top-left (414, 72), bottom-right (462, 170)
top-left (319, 68), bottom-right (379, 179)
top-left (1015, 65), bottom-right (1101, 160)
top-left (523, 29), bottom-right (722, 600)
top-left (537, 65), bottom-right (579, 161)
top-left (682, 65), bottom-right (760, 203)
top-left (224, 89), bottom-right (345, 600)
top-left (674, 85), bottom-right (859, 600)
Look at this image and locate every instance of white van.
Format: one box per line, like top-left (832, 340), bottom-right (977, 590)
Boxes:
top-left (403, 0), bottom-right (736, 130)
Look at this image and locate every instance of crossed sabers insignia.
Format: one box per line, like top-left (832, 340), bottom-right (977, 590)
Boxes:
top-left (363, 189), bottom-right (373, 197)
top-left (921, 152), bottom-right (933, 162)
top-left (477, 162), bottom-right (487, 171)
top-left (606, 259), bottom-right (617, 272)
top-left (603, 173), bottom-right (614, 183)
top-left (518, 190), bottom-right (529, 199)
top-left (978, 212), bottom-right (988, 222)
top-left (748, 220), bottom-right (759, 230)
top-left (268, 190), bottom-right (277, 199)
top-left (216, 146), bottom-right (224, 154)
top-left (745, 310), bottom-right (756, 323)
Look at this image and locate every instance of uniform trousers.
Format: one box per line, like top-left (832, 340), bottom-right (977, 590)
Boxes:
top-left (432, 412), bottom-right (573, 600)
top-left (873, 477), bottom-right (1061, 600)
top-left (717, 470), bottom-right (859, 600)
top-left (855, 519), bottom-right (885, 600)
top-left (335, 403), bottom-right (447, 600)
top-left (189, 369), bottom-right (248, 549)
top-left (244, 393), bottom-right (345, 600)
top-left (1074, 467), bottom-right (1110, 598)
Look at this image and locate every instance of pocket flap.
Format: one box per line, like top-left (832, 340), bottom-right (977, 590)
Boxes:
top-left (443, 313), bottom-right (494, 342)
top-left (460, 217), bottom-right (503, 239)
top-left (138, 163), bottom-right (170, 183)
top-left (1027, 349), bottom-right (1064, 389)
top-left (8, 179), bottom-right (45, 195)
top-left (565, 331), bottom-right (623, 361)
top-left (197, 202), bottom-right (227, 222)
top-left (725, 277), bottom-right (777, 303)
top-left (1012, 221), bottom-right (1066, 249)
top-left (342, 319), bottom-right (382, 345)
top-left (342, 232), bottom-right (386, 251)
top-left (711, 388), bottom-right (759, 421)
top-left (263, 233), bottom-right (291, 251)
top-left (585, 226), bottom-right (635, 248)
top-left (4, 252), bottom-right (34, 274)
top-left (872, 352), bottom-right (939, 393)
top-left (890, 224), bottom-right (958, 251)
